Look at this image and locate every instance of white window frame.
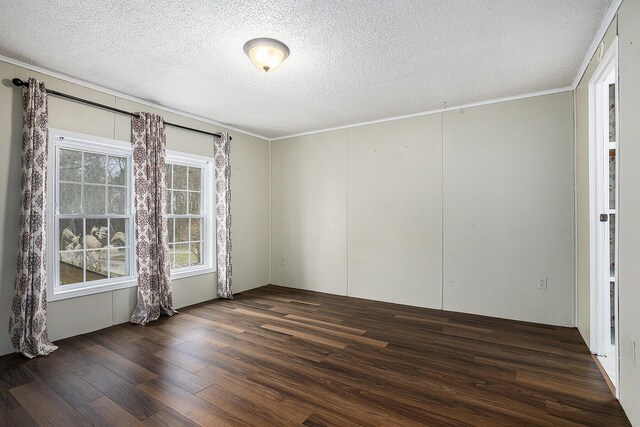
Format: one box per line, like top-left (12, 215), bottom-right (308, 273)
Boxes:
top-left (47, 129), bottom-right (136, 301)
top-left (165, 150), bottom-right (216, 280)
top-left (47, 129), bottom-right (216, 301)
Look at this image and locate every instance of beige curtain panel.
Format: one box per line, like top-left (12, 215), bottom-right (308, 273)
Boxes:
top-left (129, 113), bottom-right (177, 325)
top-left (9, 78), bottom-right (57, 358)
top-left (215, 133), bottom-right (233, 299)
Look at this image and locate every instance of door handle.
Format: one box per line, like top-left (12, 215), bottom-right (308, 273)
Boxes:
top-left (600, 214), bottom-right (609, 222)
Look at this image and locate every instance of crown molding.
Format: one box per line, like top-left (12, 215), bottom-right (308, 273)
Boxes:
top-left (0, 54), bottom-right (271, 141)
top-left (270, 86), bottom-right (572, 141)
top-left (571, 0), bottom-right (623, 89)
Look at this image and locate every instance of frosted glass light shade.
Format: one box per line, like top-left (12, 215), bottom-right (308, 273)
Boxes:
top-left (243, 38), bottom-right (290, 72)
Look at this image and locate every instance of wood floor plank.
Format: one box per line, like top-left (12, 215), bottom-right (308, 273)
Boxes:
top-left (176, 313), bottom-right (246, 335)
top-left (5, 407), bottom-right (38, 427)
top-left (0, 284), bottom-right (630, 426)
top-left (71, 363), bottom-right (166, 421)
top-left (0, 354), bottom-right (36, 390)
top-left (82, 345), bottom-right (158, 385)
top-left (284, 314), bottom-right (367, 335)
top-left (153, 347), bottom-right (209, 373)
top-left (76, 395), bottom-right (142, 426)
top-left (23, 353), bottom-right (102, 408)
top-left (9, 379), bottom-right (92, 426)
top-left (137, 378), bottom-right (249, 426)
top-left (141, 408), bottom-right (200, 427)
top-left (195, 365), bottom-right (313, 425)
top-left (280, 319), bottom-right (388, 348)
top-left (0, 383), bottom-right (20, 417)
top-left (260, 323), bottom-right (349, 348)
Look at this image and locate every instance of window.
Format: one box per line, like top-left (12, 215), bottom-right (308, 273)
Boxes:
top-left (48, 130), bottom-right (135, 300)
top-left (165, 152), bottom-right (215, 277)
top-left (47, 129), bottom-right (215, 301)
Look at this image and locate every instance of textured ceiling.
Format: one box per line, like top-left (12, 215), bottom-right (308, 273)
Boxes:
top-left (0, 0), bottom-right (613, 139)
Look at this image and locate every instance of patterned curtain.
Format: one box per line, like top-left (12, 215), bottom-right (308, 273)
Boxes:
top-left (215, 133), bottom-right (232, 299)
top-left (130, 113), bottom-right (177, 325)
top-left (8, 78), bottom-right (57, 358)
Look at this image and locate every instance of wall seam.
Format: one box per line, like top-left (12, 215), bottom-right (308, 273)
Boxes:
top-left (573, 89), bottom-right (578, 328)
top-left (346, 129), bottom-right (350, 297)
top-left (276, 141), bottom-right (280, 286)
top-left (269, 140), bottom-right (272, 284)
top-left (441, 111), bottom-right (445, 311)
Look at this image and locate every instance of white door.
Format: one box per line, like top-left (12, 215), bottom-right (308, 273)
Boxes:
top-left (589, 38), bottom-right (619, 392)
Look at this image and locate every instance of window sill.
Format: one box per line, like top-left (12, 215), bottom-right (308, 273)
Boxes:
top-left (48, 267), bottom-right (216, 301)
top-left (171, 265), bottom-right (216, 281)
top-left (49, 277), bottom-right (137, 302)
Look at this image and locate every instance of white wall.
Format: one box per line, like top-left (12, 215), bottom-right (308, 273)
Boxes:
top-left (347, 116), bottom-right (443, 308)
top-left (617, 0), bottom-right (640, 423)
top-left (272, 91), bottom-right (575, 326)
top-left (275, 130), bottom-right (348, 295)
top-left (0, 59), bottom-right (271, 356)
top-left (443, 94), bottom-right (575, 325)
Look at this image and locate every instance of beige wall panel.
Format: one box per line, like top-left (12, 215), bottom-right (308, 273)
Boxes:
top-left (112, 287), bottom-right (138, 325)
top-left (442, 92), bottom-right (574, 326)
top-left (270, 141), bottom-right (279, 284)
top-left (347, 115), bottom-right (443, 308)
top-left (618, 0), bottom-right (640, 422)
top-left (276, 130), bottom-right (348, 295)
top-left (47, 293), bottom-right (113, 341)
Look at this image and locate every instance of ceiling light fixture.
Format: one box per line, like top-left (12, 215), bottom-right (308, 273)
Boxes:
top-left (243, 38), bottom-right (290, 72)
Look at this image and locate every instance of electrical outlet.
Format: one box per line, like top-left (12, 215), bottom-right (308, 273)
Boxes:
top-left (280, 258), bottom-right (285, 265)
top-left (537, 277), bottom-right (548, 290)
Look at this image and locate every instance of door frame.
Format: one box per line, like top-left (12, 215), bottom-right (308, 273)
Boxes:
top-left (588, 36), bottom-right (619, 393)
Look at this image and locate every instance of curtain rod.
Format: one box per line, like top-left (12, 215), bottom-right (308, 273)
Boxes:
top-left (11, 78), bottom-right (229, 140)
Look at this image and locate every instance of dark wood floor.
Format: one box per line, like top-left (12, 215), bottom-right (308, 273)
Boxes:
top-left (0, 285), bottom-right (630, 426)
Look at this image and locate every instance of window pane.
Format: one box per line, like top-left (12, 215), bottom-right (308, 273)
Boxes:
top-left (190, 242), bottom-right (201, 266)
top-left (189, 192), bottom-right (201, 214)
top-left (164, 163), bottom-right (172, 188)
top-left (109, 248), bottom-right (129, 278)
top-left (108, 186), bottom-right (126, 214)
top-left (168, 244), bottom-right (176, 268)
top-left (109, 218), bottom-right (128, 247)
top-left (609, 153), bottom-right (616, 210)
top-left (165, 190), bottom-right (172, 214)
top-left (59, 251), bottom-right (84, 285)
top-left (84, 185), bottom-right (106, 214)
top-left (174, 191), bottom-right (187, 214)
top-left (173, 165), bottom-right (188, 189)
top-left (59, 183), bottom-right (82, 214)
top-left (55, 144), bottom-right (135, 289)
top-left (84, 153), bottom-right (107, 184)
top-left (60, 219), bottom-right (83, 251)
top-left (190, 218), bottom-right (201, 241)
top-left (86, 249), bottom-right (108, 280)
top-left (609, 83), bottom-right (616, 142)
top-left (107, 156), bottom-right (126, 185)
top-left (188, 167), bottom-right (201, 191)
top-left (59, 149), bottom-right (82, 182)
top-left (610, 213), bottom-right (616, 277)
top-left (86, 219), bottom-right (108, 249)
top-left (85, 220), bottom-right (109, 281)
top-left (175, 218), bottom-right (189, 243)
top-left (167, 218), bottom-right (174, 243)
top-left (175, 243), bottom-right (190, 268)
